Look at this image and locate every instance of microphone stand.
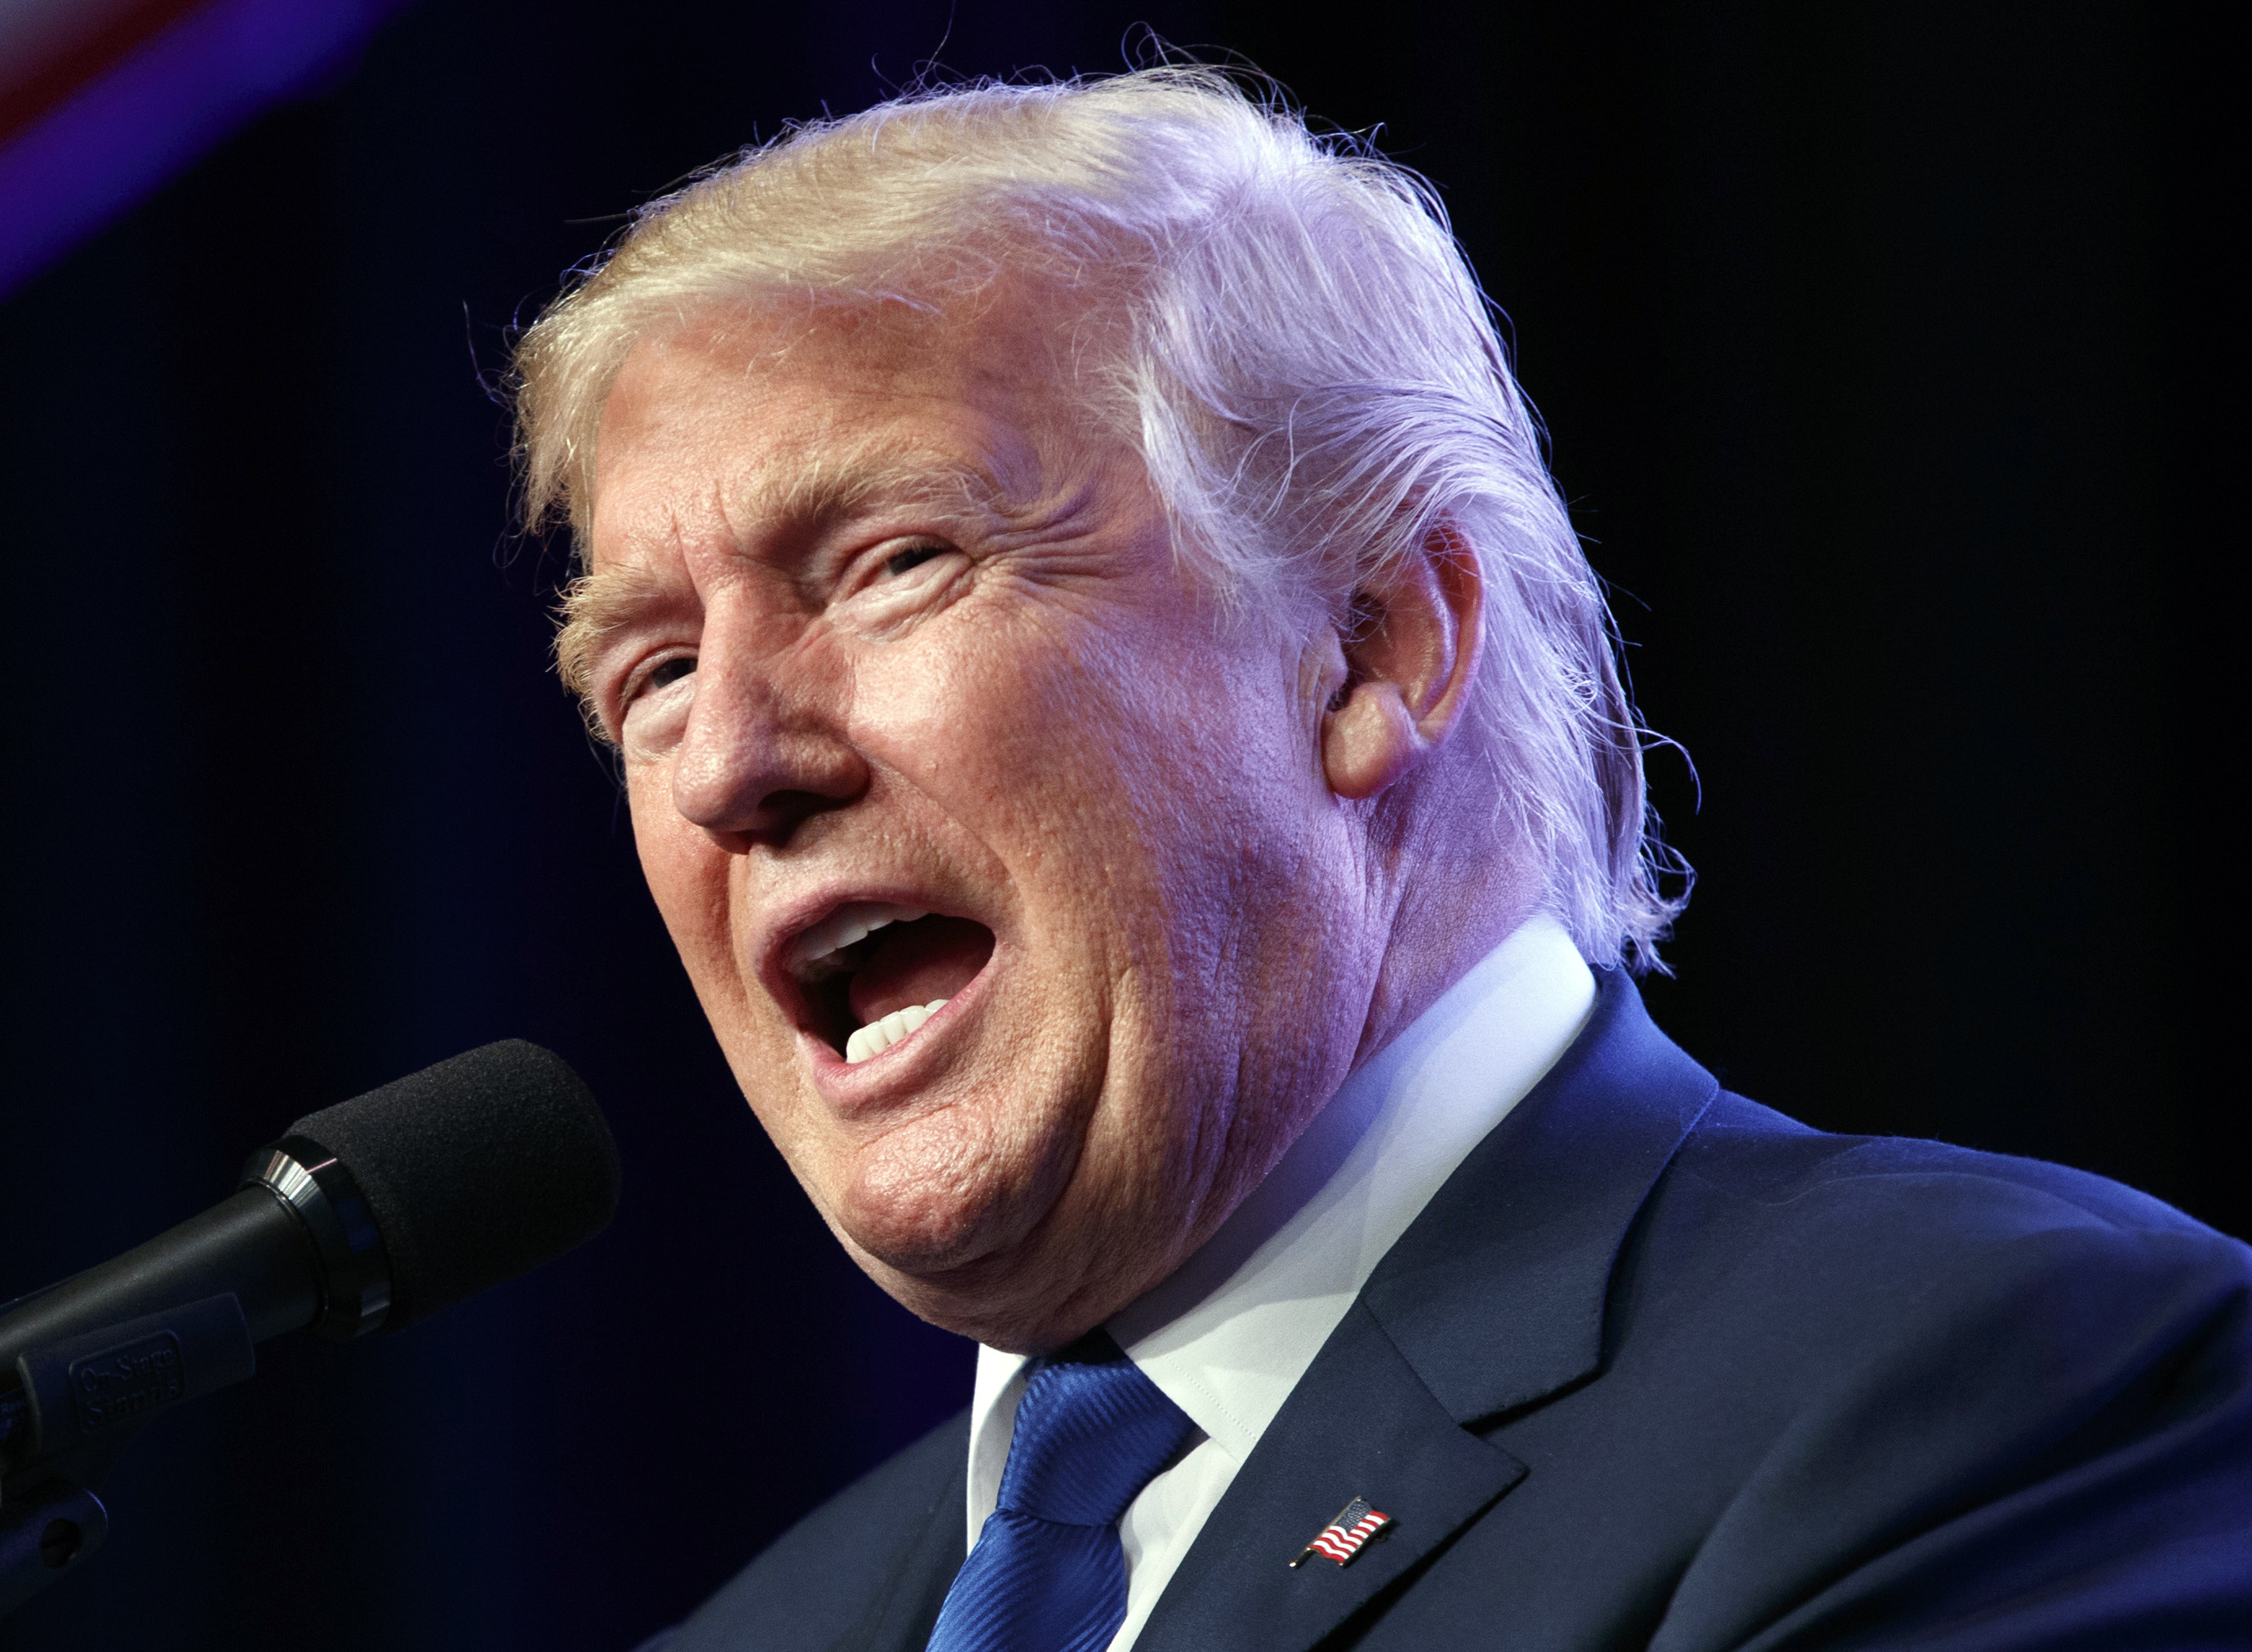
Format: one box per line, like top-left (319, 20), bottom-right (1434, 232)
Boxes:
top-left (0, 1136), bottom-right (388, 1618)
top-left (0, 1290), bottom-right (256, 1615)
top-left (1, 1477), bottom-right (112, 1614)
top-left (2, 1485), bottom-right (111, 1611)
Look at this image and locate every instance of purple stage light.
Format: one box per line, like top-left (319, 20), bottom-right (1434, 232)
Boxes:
top-left (0, 0), bottom-right (412, 300)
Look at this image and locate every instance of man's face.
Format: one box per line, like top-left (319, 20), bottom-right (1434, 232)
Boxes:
top-left (579, 291), bottom-right (1381, 1350)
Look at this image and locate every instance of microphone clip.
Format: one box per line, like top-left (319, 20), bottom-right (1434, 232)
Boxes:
top-left (1, 1292), bottom-right (255, 1616)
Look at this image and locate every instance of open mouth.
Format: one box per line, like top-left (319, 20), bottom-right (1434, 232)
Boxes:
top-left (788, 902), bottom-right (997, 1065)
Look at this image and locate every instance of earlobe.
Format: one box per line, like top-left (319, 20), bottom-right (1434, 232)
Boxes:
top-left (1319, 519), bottom-right (1486, 803)
top-left (1323, 684), bottom-right (1419, 799)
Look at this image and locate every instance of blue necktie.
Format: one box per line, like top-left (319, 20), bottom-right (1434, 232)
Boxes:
top-left (928, 1331), bottom-right (1193, 1652)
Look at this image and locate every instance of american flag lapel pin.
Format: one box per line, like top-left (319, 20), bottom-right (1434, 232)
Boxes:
top-left (1288, 1497), bottom-right (1394, 1568)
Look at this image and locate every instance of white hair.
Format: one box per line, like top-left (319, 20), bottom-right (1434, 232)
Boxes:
top-left (513, 67), bottom-right (1689, 971)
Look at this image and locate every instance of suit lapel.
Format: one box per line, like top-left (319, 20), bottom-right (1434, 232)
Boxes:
top-left (1135, 1300), bottom-right (1526, 1650)
top-left (844, 1450), bottom-right (966, 1651)
top-left (1361, 970), bottom-right (1718, 1420)
top-left (1137, 972), bottom-right (1717, 1652)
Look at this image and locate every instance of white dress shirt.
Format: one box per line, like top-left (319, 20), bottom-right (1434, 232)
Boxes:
top-left (963, 913), bottom-right (1597, 1650)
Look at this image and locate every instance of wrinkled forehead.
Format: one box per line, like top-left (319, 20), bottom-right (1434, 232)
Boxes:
top-left (586, 291), bottom-right (1110, 569)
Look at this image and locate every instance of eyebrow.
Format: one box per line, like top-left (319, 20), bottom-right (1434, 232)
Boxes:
top-left (553, 446), bottom-right (1036, 708)
top-left (554, 563), bottom-right (670, 709)
top-left (764, 447), bottom-right (1028, 526)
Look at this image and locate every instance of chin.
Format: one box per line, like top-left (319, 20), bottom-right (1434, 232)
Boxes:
top-left (840, 1162), bottom-right (1199, 1355)
top-left (868, 1255), bottom-right (1122, 1355)
top-left (828, 1112), bottom-right (1051, 1277)
top-left (824, 1165), bottom-right (1123, 1351)
top-left (843, 1232), bottom-right (1082, 1349)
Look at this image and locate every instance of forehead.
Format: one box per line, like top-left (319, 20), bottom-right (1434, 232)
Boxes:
top-left (589, 292), bottom-right (1088, 569)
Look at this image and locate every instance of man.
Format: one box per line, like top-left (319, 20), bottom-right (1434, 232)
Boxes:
top-left (513, 69), bottom-right (2251, 1650)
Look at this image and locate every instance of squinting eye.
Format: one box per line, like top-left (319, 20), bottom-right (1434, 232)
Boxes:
top-left (618, 653), bottom-right (696, 757)
top-left (884, 545), bottom-right (942, 578)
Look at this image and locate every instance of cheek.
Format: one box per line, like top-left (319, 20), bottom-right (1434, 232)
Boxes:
top-left (868, 602), bottom-right (1305, 929)
top-left (625, 769), bottom-right (736, 976)
top-left (855, 608), bottom-right (1076, 751)
top-left (849, 620), bottom-right (1143, 887)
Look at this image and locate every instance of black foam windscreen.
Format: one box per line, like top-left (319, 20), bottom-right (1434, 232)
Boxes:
top-left (284, 1041), bottom-right (621, 1330)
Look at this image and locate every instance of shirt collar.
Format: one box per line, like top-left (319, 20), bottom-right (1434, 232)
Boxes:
top-left (966, 913), bottom-right (1597, 1538)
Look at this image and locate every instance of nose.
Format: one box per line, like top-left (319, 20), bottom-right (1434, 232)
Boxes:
top-left (670, 624), bottom-right (868, 850)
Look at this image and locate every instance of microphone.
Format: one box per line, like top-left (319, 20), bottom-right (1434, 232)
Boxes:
top-left (0, 1040), bottom-right (620, 1611)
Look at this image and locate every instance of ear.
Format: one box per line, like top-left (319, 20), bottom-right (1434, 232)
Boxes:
top-left (1321, 518), bottom-right (1486, 802)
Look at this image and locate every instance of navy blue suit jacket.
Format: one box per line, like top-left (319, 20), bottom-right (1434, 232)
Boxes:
top-left (658, 973), bottom-right (2252, 1649)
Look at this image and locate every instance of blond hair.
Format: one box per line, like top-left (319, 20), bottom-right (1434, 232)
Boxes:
top-left (511, 68), bottom-right (1688, 970)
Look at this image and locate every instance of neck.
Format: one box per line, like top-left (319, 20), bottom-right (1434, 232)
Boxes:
top-left (1350, 796), bottom-right (1548, 1073)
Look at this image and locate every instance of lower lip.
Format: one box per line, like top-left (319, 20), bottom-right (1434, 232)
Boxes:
top-left (802, 951), bottom-right (996, 1107)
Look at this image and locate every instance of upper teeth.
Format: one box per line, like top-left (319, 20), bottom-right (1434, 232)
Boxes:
top-left (789, 902), bottom-right (927, 977)
top-left (845, 1000), bottom-right (948, 1065)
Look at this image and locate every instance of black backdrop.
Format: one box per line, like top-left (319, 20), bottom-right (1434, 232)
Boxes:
top-left (0, 4), bottom-right (2232, 1649)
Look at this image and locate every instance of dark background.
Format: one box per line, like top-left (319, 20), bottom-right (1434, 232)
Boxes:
top-left (0, 2), bottom-right (2232, 1648)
